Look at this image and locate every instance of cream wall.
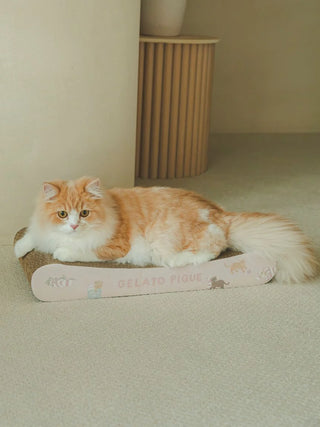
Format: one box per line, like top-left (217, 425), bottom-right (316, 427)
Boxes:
top-left (0, 0), bottom-right (140, 244)
top-left (182, 0), bottom-right (320, 133)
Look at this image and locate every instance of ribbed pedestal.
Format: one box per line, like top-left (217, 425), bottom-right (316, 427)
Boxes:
top-left (136, 36), bottom-right (219, 179)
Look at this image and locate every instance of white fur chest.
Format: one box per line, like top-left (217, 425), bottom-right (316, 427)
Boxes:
top-left (32, 224), bottom-right (110, 255)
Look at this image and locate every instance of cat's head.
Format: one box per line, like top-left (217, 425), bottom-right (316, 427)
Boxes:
top-left (36, 176), bottom-right (107, 234)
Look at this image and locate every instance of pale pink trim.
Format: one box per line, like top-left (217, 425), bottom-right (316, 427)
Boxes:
top-left (31, 253), bottom-right (276, 302)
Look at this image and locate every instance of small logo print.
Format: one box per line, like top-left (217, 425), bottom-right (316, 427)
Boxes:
top-left (208, 277), bottom-right (230, 289)
top-left (224, 259), bottom-right (251, 275)
top-left (46, 275), bottom-right (74, 288)
top-left (256, 266), bottom-right (276, 282)
top-left (88, 281), bottom-right (103, 299)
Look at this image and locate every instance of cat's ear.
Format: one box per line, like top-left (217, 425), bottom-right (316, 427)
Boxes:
top-left (85, 178), bottom-right (103, 199)
top-left (43, 182), bottom-right (60, 201)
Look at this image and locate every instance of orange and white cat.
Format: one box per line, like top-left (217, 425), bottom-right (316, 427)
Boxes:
top-left (14, 176), bottom-right (318, 283)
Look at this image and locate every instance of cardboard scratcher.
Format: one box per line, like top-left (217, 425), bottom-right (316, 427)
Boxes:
top-left (14, 228), bottom-right (276, 302)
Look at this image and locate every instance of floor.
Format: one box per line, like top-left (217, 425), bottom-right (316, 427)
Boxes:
top-left (1, 134), bottom-right (320, 426)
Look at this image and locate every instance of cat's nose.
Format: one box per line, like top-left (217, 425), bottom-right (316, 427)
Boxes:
top-left (71, 224), bottom-right (79, 230)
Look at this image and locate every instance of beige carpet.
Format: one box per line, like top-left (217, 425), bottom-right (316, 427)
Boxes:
top-left (1, 134), bottom-right (320, 426)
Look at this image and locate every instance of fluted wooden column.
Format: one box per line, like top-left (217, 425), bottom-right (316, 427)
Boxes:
top-left (136, 36), bottom-right (219, 179)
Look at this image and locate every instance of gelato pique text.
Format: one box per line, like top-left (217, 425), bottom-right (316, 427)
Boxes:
top-left (118, 273), bottom-right (203, 289)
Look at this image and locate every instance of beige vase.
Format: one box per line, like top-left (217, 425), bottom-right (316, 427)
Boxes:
top-left (140, 0), bottom-right (187, 37)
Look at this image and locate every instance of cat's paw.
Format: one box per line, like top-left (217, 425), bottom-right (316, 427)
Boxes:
top-left (164, 251), bottom-right (212, 267)
top-left (14, 235), bottom-right (34, 258)
top-left (14, 240), bottom-right (28, 258)
top-left (53, 248), bottom-right (78, 262)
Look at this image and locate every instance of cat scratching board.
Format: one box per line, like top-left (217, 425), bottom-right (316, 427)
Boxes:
top-left (14, 228), bottom-right (276, 302)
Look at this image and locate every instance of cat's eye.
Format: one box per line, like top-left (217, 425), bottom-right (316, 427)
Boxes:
top-left (80, 210), bottom-right (90, 218)
top-left (58, 211), bottom-right (68, 219)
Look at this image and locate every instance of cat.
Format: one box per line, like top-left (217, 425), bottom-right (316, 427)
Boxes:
top-left (14, 176), bottom-right (318, 283)
top-left (209, 277), bottom-right (230, 289)
top-left (225, 259), bottom-right (248, 274)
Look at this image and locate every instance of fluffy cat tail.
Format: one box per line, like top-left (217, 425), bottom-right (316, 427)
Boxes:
top-left (225, 212), bottom-right (318, 283)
